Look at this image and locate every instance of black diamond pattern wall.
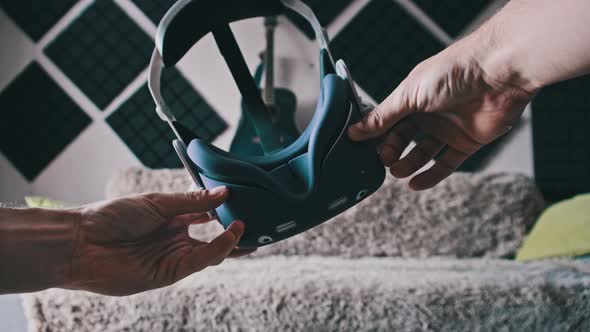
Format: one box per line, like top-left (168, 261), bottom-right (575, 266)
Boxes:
top-left (107, 69), bottom-right (227, 169)
top-left (45, 0), bottom-right (153, 110)
top-left (131, 0), bottom-right (178, 24)
top-left (0, 63), bottom-right (91, 180)
top-left (286, 0), bottom-right (354, 39)
top-left (330, 0), bottom-right (444, 103)
top-left (413, 0), bottom-right (493, 37)
top-left (0, 0), bottom-right (77, 41)
top-left (0, 0), bottom-right (548, 187)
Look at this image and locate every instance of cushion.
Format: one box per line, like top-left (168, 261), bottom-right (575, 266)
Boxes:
top-left (106, 168), bottom-right (545, 258)
top-left (517, 193), bottom-right (590, 261)
top-left (24, 196), bottom-right (67, 209)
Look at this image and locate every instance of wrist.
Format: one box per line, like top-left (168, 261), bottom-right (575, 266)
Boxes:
top-left (460, 7), bottom-right (542, 94)
top-left (55, 208), bottom-right (83, 289)
top-left (0, 207), bottom-right (81, 293)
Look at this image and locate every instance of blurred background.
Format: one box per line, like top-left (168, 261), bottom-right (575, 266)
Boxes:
top-left (1, 0), bottom-right (589, 330)
top-left (0, 0), bottom-right (530, 206)
top-left (1, 0), bottom-right (588, 207)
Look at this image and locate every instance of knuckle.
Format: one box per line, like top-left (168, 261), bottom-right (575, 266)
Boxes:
top-left (367, 111), bottom-right (384, 130)
top-left (143, 192), bottom-right (160, 202)
top-left (142, 192), bottom-right (167, 216)
top-left (185, 190), bottom-right (206, 201)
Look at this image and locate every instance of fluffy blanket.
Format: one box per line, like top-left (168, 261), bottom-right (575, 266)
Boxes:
top-left (23, 257), bottom-right (590, 332)
top-left (106, 168), bottom-right (545, 258)
top-left (20, 169), bottom-right (588, 332)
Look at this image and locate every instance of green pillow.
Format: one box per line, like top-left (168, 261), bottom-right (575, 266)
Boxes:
top-left (516, 193), bottom-right (590, 261)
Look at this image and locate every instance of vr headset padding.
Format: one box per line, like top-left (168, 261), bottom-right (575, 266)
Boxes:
top-left (187, 71), bottom-right (350, 201)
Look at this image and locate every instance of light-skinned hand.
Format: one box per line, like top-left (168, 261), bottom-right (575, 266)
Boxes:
top-left (348, 40), bottom-right (534, 190)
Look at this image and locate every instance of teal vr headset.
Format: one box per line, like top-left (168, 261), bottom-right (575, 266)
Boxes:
top-left (148, 0), bottom-right (385, 248)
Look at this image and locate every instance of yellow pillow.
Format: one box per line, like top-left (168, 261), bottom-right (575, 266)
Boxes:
top-left (25, 196), bottom-right (67, 209)
top-left (516, 194), bottom-right (590, 261)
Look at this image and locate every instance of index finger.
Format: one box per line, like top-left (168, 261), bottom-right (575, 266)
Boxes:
top-left (145, 187), bottom-right (229, 219)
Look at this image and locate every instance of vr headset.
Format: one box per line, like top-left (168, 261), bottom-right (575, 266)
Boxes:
top-left (148, 0), bottom-right (385, 248)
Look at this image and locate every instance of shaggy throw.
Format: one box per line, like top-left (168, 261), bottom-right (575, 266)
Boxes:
top-left (106, 168), bottom-right (545, 258)
top-left (23, 257), bottom-right (590, 332)
top-left (20, 168), bottom-right (587, 332)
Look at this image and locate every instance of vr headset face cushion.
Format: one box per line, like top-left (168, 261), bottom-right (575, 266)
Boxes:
top-left (187, 74), bottom-right (349, 190)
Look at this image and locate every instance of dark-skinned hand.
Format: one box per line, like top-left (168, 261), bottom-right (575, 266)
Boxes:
top-left (64, 187), bottom-right (254, 296)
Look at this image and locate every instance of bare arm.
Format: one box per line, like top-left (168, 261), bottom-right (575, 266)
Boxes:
top-left (348, 0), bottom-right (590, 190)
top-left (0, 207), bottom-right (78, 293)
top-left (0, 188), bottom-right (254, 296)
top-left (479, 0), bottom-right (590, 91)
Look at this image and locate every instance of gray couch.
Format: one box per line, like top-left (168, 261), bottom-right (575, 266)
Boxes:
top-left (22, 168), bottom-right (590, 331)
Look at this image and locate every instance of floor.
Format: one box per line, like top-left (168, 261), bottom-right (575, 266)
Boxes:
top-left (0, 295), bottom-right (27, 332)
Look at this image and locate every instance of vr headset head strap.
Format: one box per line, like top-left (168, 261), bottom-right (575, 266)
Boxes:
top-left (148, 0), bottom-right (333, 146)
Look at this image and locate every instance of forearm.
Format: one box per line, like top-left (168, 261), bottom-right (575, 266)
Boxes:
top-left (467, 0), bottom-right (590, 91)
top-left (0, 207), bottom-right (80, 294)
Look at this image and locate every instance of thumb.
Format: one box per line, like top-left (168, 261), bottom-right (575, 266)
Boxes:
top-left (146, 186), bottom-right (229, 218)
top-left (348, 87), bottom-right (411, 141)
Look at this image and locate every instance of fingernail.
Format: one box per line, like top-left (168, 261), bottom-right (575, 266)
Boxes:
top-left (209, 186), bottom-right (227, 198)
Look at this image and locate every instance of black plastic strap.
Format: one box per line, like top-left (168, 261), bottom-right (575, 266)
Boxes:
top-left (158, 0), bottom-right (284, 66)
top-left (212, 25), bottom-right (283, 153)
top-left (213, 25), bottom-right (266, 109)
